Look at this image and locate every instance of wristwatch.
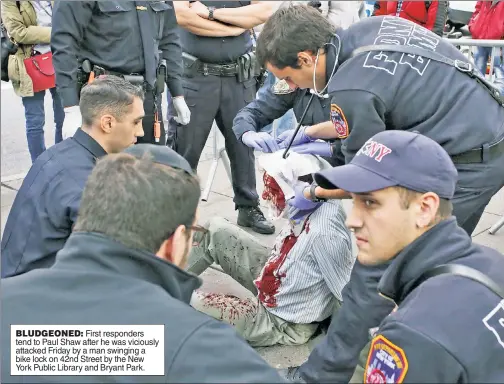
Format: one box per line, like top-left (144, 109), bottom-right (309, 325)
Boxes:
top-left (309, 182), bottom-right (327, 203)
top-left (208, 6), bottom-right (215, 20)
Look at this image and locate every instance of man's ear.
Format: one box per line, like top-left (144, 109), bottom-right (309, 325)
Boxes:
top-left (156, 238), bottom-right (174, 263)
top-left (100, 115), bottom-right (114, 134)
top-left (297, 51), bottom-right (315, 67)
top-left (416, 192), bottom-right (440, 228)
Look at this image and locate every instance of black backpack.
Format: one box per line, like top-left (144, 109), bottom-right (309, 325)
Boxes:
top-left (1, 2), bottom-right (21, 82)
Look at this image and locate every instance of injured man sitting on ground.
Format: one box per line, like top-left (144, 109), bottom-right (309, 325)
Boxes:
top-left (187, 152), bottom-right (355, 347)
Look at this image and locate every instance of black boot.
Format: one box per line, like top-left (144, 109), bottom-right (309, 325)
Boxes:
top-left (237, 206), bottom-right (275, 235)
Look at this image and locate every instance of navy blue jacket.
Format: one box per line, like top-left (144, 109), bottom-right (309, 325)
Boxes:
top-left (367, 218), bottom-right (504, 382)
top-left (299, 260), bottom-right (395, 382)
top-left (233, 81), bottom-right (332, 141)
top-left (1, 232), bottom-right (286, 383)
top-left (327, 16), bottom-right (504, 163)
top-left (1, 129), bottom-right (106, 278)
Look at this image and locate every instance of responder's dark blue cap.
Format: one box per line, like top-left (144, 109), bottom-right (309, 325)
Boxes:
top-left (124, 144), bottom-right (194, 176)
top-left (314, 131), bottom-right (458, 199)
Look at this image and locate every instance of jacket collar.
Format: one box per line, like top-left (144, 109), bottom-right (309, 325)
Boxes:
top-left (72, 129), bottom-right (107, 161)
top-left (378, 218), bottom-right (472, 304)
top-left (53, 232), bottom-right (202, 304)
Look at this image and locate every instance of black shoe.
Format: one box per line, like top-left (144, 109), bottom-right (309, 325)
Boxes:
top-left (237, 206), bottom-right (275, 235)
top-left (278, 366), bottom-right (306, 383)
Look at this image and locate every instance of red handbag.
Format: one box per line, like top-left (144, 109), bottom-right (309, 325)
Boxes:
top-left (23, 52), bottom-right (56, 93)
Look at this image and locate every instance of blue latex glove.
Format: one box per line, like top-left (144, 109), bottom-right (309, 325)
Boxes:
top-left (241, 131), bottom-right (280, 153)
top-left (277, 126), bottom-right (313, 148)
top-left (287, 205), bottom-right (319, 222)
top-left (287, 183), bottom-right (320, 211)
top-left (288, 141), bottom-right (332, 157)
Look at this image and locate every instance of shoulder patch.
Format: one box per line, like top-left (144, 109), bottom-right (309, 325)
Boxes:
top-left (365, 334), bottom-right (409, 383)
top-left (330, 104), bottom-right (349, 139)
top-left (272, 80), bottom-right (296, 95)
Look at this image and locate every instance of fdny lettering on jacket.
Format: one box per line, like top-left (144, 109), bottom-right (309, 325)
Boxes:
top-left (483, 299), bottom-right (504, 349)
top-left (363, 16), bottom-right (441, 76)
top-left (356, 139), bottom-right (392, 162)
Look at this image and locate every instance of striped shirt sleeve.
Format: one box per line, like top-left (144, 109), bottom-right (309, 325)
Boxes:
top-left (311, 232), bottom-right (354, 302)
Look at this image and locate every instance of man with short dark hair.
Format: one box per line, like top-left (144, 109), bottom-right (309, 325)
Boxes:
top-left (256, 6), bottom-right (504, 236)
top-left (308, 130), bottom-right (504, 382)
top-left (1, 76), bottom-right (145, 278)
top-left (1, 146), bottom-right (286, 383)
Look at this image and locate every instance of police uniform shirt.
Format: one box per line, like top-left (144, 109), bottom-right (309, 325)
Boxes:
top-left (1, 129), bottom-right (107, 278)
top-left (179, 1), bottom-right (253, 63)
top-left (51, 1), bottom-right (183, 107)
top-left (325, 16), bottom-right (504, 164)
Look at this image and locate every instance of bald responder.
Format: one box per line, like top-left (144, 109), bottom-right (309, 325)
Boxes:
top-left (312, 130), bottom-right (504, 382)
top-left (257, 6), bottom-right (504, 236)
top-left (51, 0), bottom-right (190, 144)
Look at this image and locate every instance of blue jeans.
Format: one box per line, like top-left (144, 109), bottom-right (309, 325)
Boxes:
top-left (257, 73), bottom-right (296, 137)
top-left (474, 46), bottom-right (504, 94)
top-left (21, 88), bottom-right (64, 163)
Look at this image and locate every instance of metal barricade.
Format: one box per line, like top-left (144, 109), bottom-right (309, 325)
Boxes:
top-left (201, 125), bottom-right (232, 202)
top-left (443, 38), bottom-right (504, 82)
top-left (444, 38), bottom-right (504, 235)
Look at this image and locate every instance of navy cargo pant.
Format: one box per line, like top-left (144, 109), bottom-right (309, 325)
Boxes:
top-left (453, 146), bottom-right (504, 235)
top-left (137, 89), bottom-right (165, 145)
top-left (167, 72), bottom-right (259, 208)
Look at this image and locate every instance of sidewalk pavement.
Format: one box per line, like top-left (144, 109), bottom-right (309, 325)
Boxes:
top-left (1, 131), bottom-right (503, 369)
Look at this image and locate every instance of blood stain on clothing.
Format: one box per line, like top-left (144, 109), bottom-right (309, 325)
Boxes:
top-left (255, 233), bottom-right (298, 308)
top-left (199, 292), bottom-right (257, 325)
top-left (262, 172), bottom-right (286, 215)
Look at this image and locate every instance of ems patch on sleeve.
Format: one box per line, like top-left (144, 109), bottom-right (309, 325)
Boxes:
top-left (272, 80), bottom-right (296, 95)
top-left (330, 104), bottom-right (349, 139)
top-left (365, 334), bottom-right (409, 383)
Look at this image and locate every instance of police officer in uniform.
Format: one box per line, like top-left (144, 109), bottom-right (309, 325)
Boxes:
top-left (233, 77), bottom-right (342, 166)
top-left (254, 6), bottom-right (504, 383)
top-left (312, 130), bottom-right (504, 382)
top-left (51, 0), bottom-right (191, 145)
top-left (170, 1), bottom-right (276, 235)
top-left (257, 6), bottom-right (504, 237)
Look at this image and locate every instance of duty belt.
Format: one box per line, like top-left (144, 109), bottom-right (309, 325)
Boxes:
top-left (92, 66), bottom-right (147, 88)
top-left (451, 136), bottom-right (504, 164)
top-left (196, 62), bottom-right (238, 77)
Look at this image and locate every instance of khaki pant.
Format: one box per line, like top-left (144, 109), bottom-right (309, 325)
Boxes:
top-left (188, 217), bottom-right (319, 347)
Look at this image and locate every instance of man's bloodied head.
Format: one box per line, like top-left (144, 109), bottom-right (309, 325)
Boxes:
top-left (262, 172), bottom-right (287, 217)
top-left (262, 171), bottom-right (316, 219)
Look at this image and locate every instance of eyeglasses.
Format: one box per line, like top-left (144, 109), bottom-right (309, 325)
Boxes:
top-left (187, 225), bottom-right (209, 246)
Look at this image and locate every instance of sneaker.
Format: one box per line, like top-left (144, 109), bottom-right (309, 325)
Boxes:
top-left (237, 206), bottom-right (275, 235)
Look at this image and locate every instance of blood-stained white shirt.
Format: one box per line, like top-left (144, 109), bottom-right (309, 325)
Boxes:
top-left (254, 200), bottom-right (354, 323)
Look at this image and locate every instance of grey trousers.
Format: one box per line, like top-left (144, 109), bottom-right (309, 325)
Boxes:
top-left (188, 217), bottom-right (319, 347)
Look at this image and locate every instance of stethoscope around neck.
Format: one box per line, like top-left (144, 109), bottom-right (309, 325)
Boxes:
top-left (282, 34), bottom-right (341, 159)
